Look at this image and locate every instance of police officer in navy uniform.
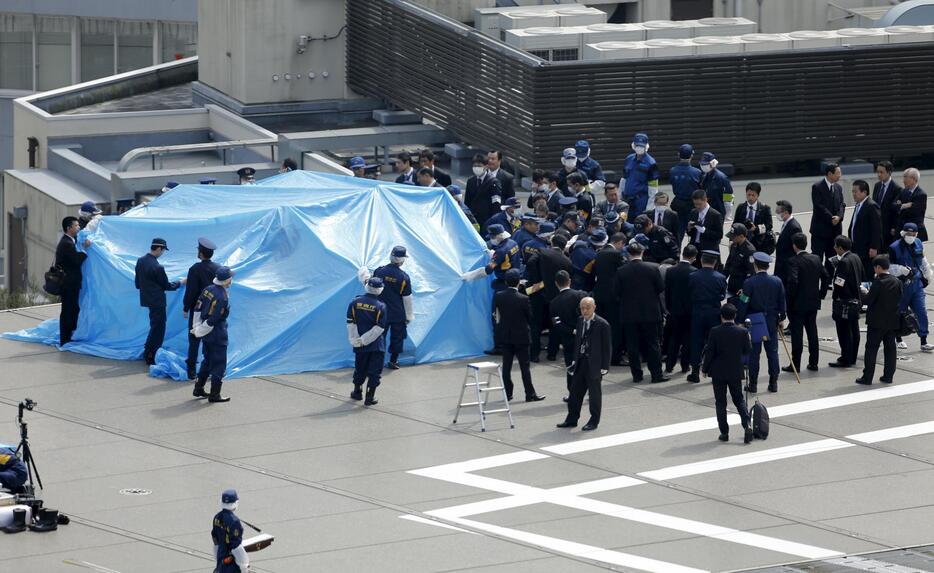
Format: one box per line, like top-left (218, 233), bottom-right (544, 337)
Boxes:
top-left (236, 167), bottom-right (256, 185)
top-left (348, 277), bottom-right (389, 405)
top-left (575, 140), bottom-right (605, 183)
top-left (669, 144), bottom-right (703, 240)
top-left (687, 250), bottom-right (727, 382)
top-left (192, 267), bottom-right (233, 403)
top-left (699, 152), bottom-right (733, 220)
top-left (524, 234), bottom-right (573, 361)
top-left (370, 246), bottom-right (414, 370)
top-left (569, 229), bottom-right (603, 291)
top-left (724, 223), bottom-right (756, 296)
top-left (184, 238), bottom-right (220, 380)
top-left (135, 238), bottom-right (186, 365)
top-left (212, 489), bottom-right (249, 573)
top-left (632, 214), bottom-right (678, 264)
top-left (741, 252), bottom-right (786, 393)
top-left (521, 221), bottom-right (551, 264)
top-left (512, 214), bottom-right (540, 252)
top-left (463, 224), bottom-right (521, 355)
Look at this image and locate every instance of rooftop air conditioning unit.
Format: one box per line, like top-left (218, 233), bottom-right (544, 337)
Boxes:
top-left (499, 11), bottom-right (559, 41)
top-left (580, 23), bottom-right (645, 45)
top-left (642, 20), bottom-right (695, 40)
top-left (694, 17), bottom-right (756, 38)
top-left (836, 27), bottom-right (889, 46)
top-left (741, 33), bottom-right (793, 53)
top-left (474, 5), bottom-right (561, 38)
top-left (693, 35), bottom-right (744, 55)
top-left (884, 25), bottom-right (934, 44)
top-left (643, 38), bottom-right (696, 58)
top-left (505, 27), bottom-right (582, 61)
top-left (583, 41), bottom-right (646, 61)
top-left (787, 30), bottom-right (841, 49)
top-left (554, 6), bottom-right (607, 27)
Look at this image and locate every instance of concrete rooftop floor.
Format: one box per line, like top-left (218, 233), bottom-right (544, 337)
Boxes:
top-left (2, 189), bottom-right (934, 573)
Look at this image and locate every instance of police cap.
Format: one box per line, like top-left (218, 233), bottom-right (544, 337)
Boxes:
top-left (487, 223), bottom-right (505, 236)
top-left (591, 228), bottom-right (608, 244)
top-left (752, 252), bottom-right (773, 264)
top-left (198, 237), bottom-right (217, 251)
top-left (221, 489), bottom-right (239, 504)
top-left (501, 197), bottom-right (520, 210)
top-left (558, 196), bottom-right (578, 207)
top-left (537, 222), bottom-right (556, 237)
top-left (678, 144), bottom-right (694, 159)
top-left (700, 152), bottom-right (716, 164)
top-left (391, 245), bottom-right (407, 258)
top-left (151, 238), bottom-right (169, 250)
top-left (236, 167), bottom-right (256, 177)
top-left (367, 276), bottom-right (384, 289)
top-left (215, 266), bottom-right (234, 281)
top-left (727, 223), bottom-right (747, 237)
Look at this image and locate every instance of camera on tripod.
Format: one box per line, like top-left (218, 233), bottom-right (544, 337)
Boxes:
top-left (14, 398), bottom-right (42, 497)
top-left (18, 398), bottom-right (36, 420)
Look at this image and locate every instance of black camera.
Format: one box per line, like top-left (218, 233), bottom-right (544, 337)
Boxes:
top-left (18, 399), bottom-right (36, 421)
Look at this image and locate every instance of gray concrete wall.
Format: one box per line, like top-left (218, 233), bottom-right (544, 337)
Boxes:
top-left (1, 0), bottom-right (196, 21)
top-left (0, 91), bottom-right (32, 173)
top-left (198, 0), bottom-right (353, 105)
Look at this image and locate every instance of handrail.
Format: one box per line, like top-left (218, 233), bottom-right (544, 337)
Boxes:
top-left (116, 138), bottom-right (277, 172)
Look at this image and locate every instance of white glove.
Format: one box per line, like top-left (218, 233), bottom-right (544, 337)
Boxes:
top-left (600, 369), bottom-right (608, 375)
top-left (358, 325), bottom-right (385, 347)
top-left (922, 258), bottom-right (933, 282)
top-left (890, 264), bottom-right (911, 278)
top-left (724, 201), bottom-right (734, 221)
top-left (403, 295), bottom-right (414, 322)
top-left (347, 323), bottom-right (362, 347)
top-left (590, 179), bottom-right (606, 195)
top-left (462, 267), bottom-right (488, 282)
top-left (357, 266), bottom-right (371, 285)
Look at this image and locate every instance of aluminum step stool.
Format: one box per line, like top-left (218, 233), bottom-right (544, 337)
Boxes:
top-left (453, 361), bottom-right (515, 432)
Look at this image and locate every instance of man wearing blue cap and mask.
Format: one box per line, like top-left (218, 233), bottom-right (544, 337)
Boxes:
top-left (361, 247), bottom-right (415, 370)
top-left (212, 489), bottom-right (249, 573)
top-left (136, 238), bottom-right (186, 365)
top-left (349, 156), bottom-right (367, 178)
top-left (347, 277), bottom-right (389, 405)
top-left (192, 266), bottom-right (234, 402)
top-left (889, 222), bottom-right (934, 352)
top-left (184, 238), bottom-right (221, 380)
top-left (699, 152), bottom-right (733, 221)
top-left (670, 144), bottom-right (703, 239)
top-left (557, 148), bottom-right (582, 194)
top-left (77, 201), bottom-right (103, 232)
top-left (574, 140), bottom-right (605, 184)
top-left (620, 133), bottom-right (659, 216)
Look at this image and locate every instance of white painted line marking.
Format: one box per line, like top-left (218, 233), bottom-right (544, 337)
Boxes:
top-left (823, 556), bottom-right (934, 573)
top-left (398, 515), bottom-right (478, 535)
top-left (544, 379), bottom-right (934, 455)
top-left (849, 420), bottom-right (934, 444)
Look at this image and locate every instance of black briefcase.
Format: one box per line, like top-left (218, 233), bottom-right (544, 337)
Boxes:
top-left (43, 265), bottom-right (65, 296)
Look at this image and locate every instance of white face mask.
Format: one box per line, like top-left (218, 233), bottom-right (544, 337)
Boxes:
top-left (562, 159), bottom-right (577, 169)
top-left (491, 235), bottom-right (504, 246)
top-left (633, 145), bottom-right (646, 155)
top-left (904, 235), bottom-right (917, 244)
top-left (700, 164), bottom-right (713, 173)
top-left (472, 166), bottom-right (485, 177)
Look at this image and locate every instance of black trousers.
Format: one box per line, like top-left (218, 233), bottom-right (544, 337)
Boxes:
top-left (564, 357), bottom-right (602, 426)
top-left (144, 305), bottom-right (167, 359)
top-left (186, 312), bottom-right (202, 371)
top-left (596, 300), bottom-right (622, 362)
top-left (386, 321), bottom-right (407, 361)
top-left (712, 378), bottom-right (750, 435)
top-left (502, 343), bottom-right (536, 399)
top-left (863, 327), bottom-right (897, 382)
top-left (789, 310), bottom-right (819, 369)
top-left (530, 295), bottom-right (548, 358)
top-left (59, 287), bottom-right (80, 345)
top-left (560, 333), bottom-right (576, 391)
top-left (352, 350), bottom-right (384, 389)
top-left (624, 321), bottom-right (663, 380)
top-left (834, 314), bottom-right (861, 365)
top-left (811, 236), bottom-right (835, 290)
top-left (665, 313), bottom-right (691, 371)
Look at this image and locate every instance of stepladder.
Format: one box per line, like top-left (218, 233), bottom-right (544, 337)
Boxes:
top-left (453, 361), bottom-right (515, 432)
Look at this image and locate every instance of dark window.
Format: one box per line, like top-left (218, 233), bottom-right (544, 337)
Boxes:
top-left (671, 0), bottom-right (714, 20)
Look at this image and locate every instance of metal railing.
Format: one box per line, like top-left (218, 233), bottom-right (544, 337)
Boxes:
top-left (347, 0), bottom-right (934, 176)
top-left (116, 138), bottom-right (277, 172)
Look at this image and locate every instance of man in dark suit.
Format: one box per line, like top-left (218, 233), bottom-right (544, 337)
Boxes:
top-left (895, 168), bottom-right (928, 242)
top-left (615, 243), bottom-right (669, 383)
top-left (557, 297), bottom-right (612, 432)
top-left (643, 192), bottom-right (681, 244)
top-left (419, 149), bottom-right (451, 188)
top-left (734, 182), bottom-right (774, 254)
top-left (688, 250), bottom-right (728, 382)
top-left (550, 270), bottom-right (586, 394)
top-left (395, 152), bottom-right (417, 185)
top-left (741, 252), bottom-right (786, 393)
top-left (857, 256), bottom-right (903, 385)
top-left (686, 189), bottom-right (724, 268)
top-left (486, 150), bottom-right (515, 207)
top-left (701, 303), bottom-right (753, 443)
top-left (465, 153), bottom-right (502, 235)
top-left (873, 161), bottom-right (902, 252)
top-left (783, 233), bottom-right (827, 373)
top-left (592, 233), bottom-right (626, 364)
top-left (829, 236), bottom-right (865, 368)
top-left (773, 200), bottom-right (802, 285)
top-left (135, 238), bottom-right (186, 365)
top-left (809, 163), bottom-right (846, 273)
top-left (524, 235), bottom-right (574, 360)
top-left (848, 179), bottom-right (882, 279)
top-left (665, 245), bottom-right (698, 373)
top-left (493, 270), bottom-right (545, 402)
top-left (183, 238), bottom-right (220, 380)
top-left (55, 216), bottom-right (91, 345)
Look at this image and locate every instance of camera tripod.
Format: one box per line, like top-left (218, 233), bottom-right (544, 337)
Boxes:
top-left (15, 399), bottom-right (42, 495)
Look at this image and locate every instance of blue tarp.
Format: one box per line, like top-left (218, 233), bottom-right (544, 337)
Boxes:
top-left (3, 171), bottom-right (493, 380)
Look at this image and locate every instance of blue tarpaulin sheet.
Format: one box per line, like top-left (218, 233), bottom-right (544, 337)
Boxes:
top-left (3, 171), bottom-right (493, 380)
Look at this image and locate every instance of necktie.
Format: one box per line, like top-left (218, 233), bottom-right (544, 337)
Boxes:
top-left (880, 183), bottom-right (887, 202)
top-left (852, 202), bottom-right (861, 238)
top-left (655, 210), bottom-right (661, 227)
top-left (747, 205), bottom-right (755, 223)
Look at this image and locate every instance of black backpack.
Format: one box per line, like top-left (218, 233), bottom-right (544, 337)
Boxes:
top-left (43, 265), bottom-right (65, 296)
top-left (751, 399), bottom-right (770, 440)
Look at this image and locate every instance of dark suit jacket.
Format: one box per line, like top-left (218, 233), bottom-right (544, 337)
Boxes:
top-left (665, 261), bottom-right (697, 317)
top-left (865, 273), bottom-right (903, 331)
top-left (848, 198), bottom-right (882, 263)
top-left (702, 322), bottom-right (751, 380)
top-left (809, 179), bottom-right (845, 239)
top-left (592, 245), bottom-right (623, 304)
top-left (525, 247), bottom-right (573, 302)
top-left (774, 217), bottom-right (803, 282)
top-left (786, 251), bottom-right (826, 313)
top-left (135, 253), bottom-right (181, 308)
top-left (493, 287), bottom-right (532, 345)
top-left (550, 288), bottom-right (585, 338)
top-left (465, 174), bottom-right (503, 233)
top-left (184, 260), bottom-right (220, 313)
top-left (572, 315), bottom-right (612, 378)
top-left (55, 235), bottom-right (87, 292)
top-left (734, 202), bottom-right (773, 251)
top-left (724, 240), bottom-right (755, 295)
top-left (643, 207), bottom-right (680, 241)
top-left (431, 166), bottom-right (452, 188)
top-left (873, 179), bottom-right (902, 242)
top-left (491, 168), bottom-right (515, 204)
top-left (895, 186), bottom-right (929, 241)
top-left (687, 206), bottom-right (724, 251)
top-left (831, 251), bottom-right (864, 302)
top-left (395, 169), bottom-right (417, 186)
top-left (614, 259), bottom-right (664, 324)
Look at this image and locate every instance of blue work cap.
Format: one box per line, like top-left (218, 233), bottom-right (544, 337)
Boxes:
top-left (678, 144), bottom-right (694, 159)
top-left (604, 210), bottom-right (620, 224)
top-left (349, 156), bottom-right (366, 170)
top-left (562, 148), bottom-right (577, 160)
top-left (367, 276), bottom-right (384, 289)
top-left (520, 213), bottom-right (540, 223)
top-left (633, 233), bottom-right (650, 246)
top-left (79, 201), bottom-right (100, 214)
top-left (221, 489), bottom-right (239, 504)
top-left (700, 152), bottom-right (716, 164)
top-left (215, 266), bottom-right (234, 281)
top-left (591, 228), bottom-right (608, 243)
top-left (575, 140), bottom-right (590, 154)
top-left (447, 184), bottom-right (462, 196)
top-left (391, 245), bottom-right (407, 258)
top-left (487, 223), bottom-right (505, 236)
top-left (903, 222), bottom-right (919, 232)
top-left (501, 197), bottom-right (520, 210)
top-left (558, 195), bottom-right (579, 207)
top-left (198, 237), bottom-right (217, 251)
top-left (164, 181), bottom-right (180, 189)
top-left (537, 222), bottom-right (556, 237)
top-left (633, 133), bottom-right (649, 145)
